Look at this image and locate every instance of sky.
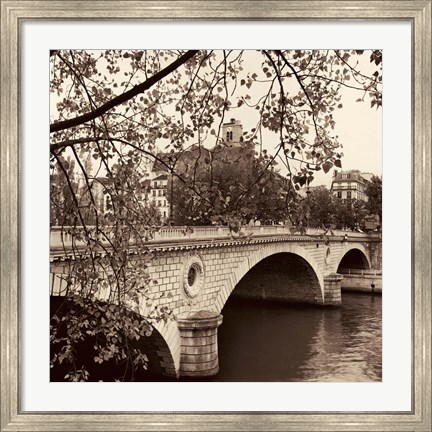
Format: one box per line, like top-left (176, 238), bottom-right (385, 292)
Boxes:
top-left (309, 85), bottom-right (382, 186)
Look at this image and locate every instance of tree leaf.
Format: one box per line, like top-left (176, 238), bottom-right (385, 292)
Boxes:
top-left (322, 161), bottom-right (333, 173)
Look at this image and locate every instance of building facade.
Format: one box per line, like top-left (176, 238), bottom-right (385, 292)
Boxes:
top-left (149, 174), bottom-right (170, 221)
top-left (331, 170), bottom-right (369, 201)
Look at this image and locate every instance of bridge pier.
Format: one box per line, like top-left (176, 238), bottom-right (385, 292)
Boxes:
top-left (323, 273), bottom-right (343, 306)
top-left (177, 310), bottom-right (223, 377)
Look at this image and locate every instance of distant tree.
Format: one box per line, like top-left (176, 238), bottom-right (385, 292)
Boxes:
top-left (333, 198), bottom-right (368, 230)
top-left (305, 187), bottom-right (336, 229)
top-left (252, 168), bottom-right (288, 225)
top-left (365, 175), bottom-right (382, 224)
top-left (351, 199), bottom-right (368, 229)
top-left (168, 144), bottom-right (288, 227)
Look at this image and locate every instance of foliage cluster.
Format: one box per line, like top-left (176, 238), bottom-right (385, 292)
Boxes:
top-left (365, 175), bottom-right (382, 223)
top-left (166, 142), bottom-right (289, 227)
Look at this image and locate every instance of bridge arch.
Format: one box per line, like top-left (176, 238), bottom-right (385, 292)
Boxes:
top-left (131, 301), bottom-right (181, 378)
top-left (334, 244), bottom-right (371, 274)
top-left (149, 319), bottom-right (180, 377)
top-left (213, 243), bottom-right (324, 313)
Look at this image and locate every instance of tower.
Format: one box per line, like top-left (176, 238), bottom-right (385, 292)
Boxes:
top-left (221, 118), bottom-right (243, 147)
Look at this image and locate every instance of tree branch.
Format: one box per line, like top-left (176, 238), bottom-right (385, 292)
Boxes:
top-left (274, 50), bottom-right (319, 137)
top-left (50, 50), bottom-right (199, 133)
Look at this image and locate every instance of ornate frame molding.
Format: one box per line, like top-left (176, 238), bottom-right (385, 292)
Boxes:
top-left (1, 2), bottom-right (430, 431)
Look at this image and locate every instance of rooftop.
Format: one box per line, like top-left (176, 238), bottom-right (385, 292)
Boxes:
top-left (153, 174), bottom-right (169, 181)
top-left (332, 170), bottom-right (368, 183)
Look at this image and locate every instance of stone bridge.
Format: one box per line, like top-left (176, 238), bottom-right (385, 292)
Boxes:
top-left (50, 225), bottom-right (382, 379)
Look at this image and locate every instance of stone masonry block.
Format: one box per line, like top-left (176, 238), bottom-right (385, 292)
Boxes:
top-left (181, 358), bottom-right (218, 372)
top-left (181, 352), bottom-right (217, 364)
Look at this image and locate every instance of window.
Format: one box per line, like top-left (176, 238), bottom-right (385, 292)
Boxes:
top-left (347, 191), bottom-right (352, 199)
top-left (152, 190), bottom-right (156, 197)
top-left (337, 191), bottom-right (342, 198)
top-left (158, 190), bottom-right (162, 196)
top-left (154, 181), bottom-right (158, 187)
top-left (163, 211), bottom-right (166, 218)
top-left (158, 201), bottom-right (161, 207)
top-left (163, 189), bottom-right (167, 196)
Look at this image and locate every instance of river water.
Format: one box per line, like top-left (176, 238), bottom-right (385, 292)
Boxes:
top-left (53, 291), bottom-right (381, 382)
top-left (51, 290), bottom-right (381, 382)
top-left (211, 293), bottom-right (382, 382)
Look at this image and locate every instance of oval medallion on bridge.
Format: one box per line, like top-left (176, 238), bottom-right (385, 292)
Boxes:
top-left (182, 254), bottom-right (205, 300)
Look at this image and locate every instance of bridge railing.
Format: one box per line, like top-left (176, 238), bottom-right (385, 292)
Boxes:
top-left (154, 226), bottom-right (226, 240)
top-left (338, 269), bottom-right (382, 276)
top-left (50, 225), bottom-right (380, 251)
top-left (152, 225), bottom-right (294, 240)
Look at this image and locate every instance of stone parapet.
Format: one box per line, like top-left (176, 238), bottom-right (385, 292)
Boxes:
top-left (341, 273), bottom-right (382, 293)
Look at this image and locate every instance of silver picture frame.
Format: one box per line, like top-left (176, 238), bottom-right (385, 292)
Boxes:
top-left (1, 1), bottom-right (431, 430)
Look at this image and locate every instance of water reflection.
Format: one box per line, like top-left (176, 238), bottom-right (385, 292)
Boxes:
top-left (215, 293), bottom-right (381, 382)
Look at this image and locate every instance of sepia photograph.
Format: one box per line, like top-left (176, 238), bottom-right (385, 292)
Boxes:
top-left (49, 49), bottom-right (383, 383)
top-left (1, 0), bottom-right (430, 428)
